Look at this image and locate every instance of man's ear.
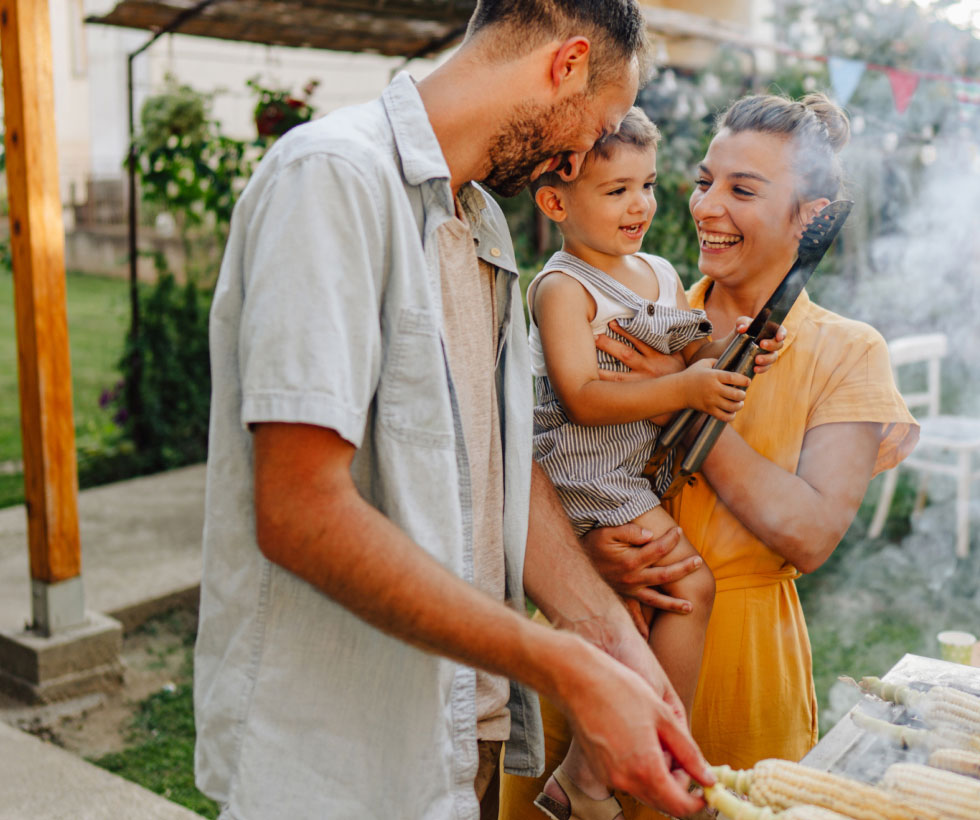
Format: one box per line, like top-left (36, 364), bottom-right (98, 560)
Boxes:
top-left (550, 36), bottom-right (591, 92)
top-left (534, 186), bottom-right (567, 222)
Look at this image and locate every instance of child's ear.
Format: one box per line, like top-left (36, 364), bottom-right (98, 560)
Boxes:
top-left (534, 186), bottom-right (567, 222)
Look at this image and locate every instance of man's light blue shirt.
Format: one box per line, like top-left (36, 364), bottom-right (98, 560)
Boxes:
top-left (195, 72), bottom-right (543, 819)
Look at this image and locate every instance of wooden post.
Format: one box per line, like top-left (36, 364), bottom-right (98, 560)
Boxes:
top-left (0, 0), bottom-right (83, 634)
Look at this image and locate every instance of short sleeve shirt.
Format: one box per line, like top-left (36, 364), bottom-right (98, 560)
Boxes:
top-left (194, 73), bottom-right (542, 820)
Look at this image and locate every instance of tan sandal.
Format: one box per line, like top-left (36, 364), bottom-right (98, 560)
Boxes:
top-left (532, 766), bottom-right (623, 820)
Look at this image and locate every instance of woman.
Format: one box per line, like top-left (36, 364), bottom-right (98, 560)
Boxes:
top-left (499, 93), bottom-right (918, 819)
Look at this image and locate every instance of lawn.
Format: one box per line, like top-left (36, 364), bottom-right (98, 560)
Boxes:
top-left (92, 611), bottom-right (220, 819)
top-left (0, 270), bottom-right (129, 505)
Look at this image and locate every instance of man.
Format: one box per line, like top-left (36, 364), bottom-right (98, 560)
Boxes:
top-left (195, 2), bottom-right (714, 818)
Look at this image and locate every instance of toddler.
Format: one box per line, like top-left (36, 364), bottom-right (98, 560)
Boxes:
top-left (528, 107), bottom-right (772, 820)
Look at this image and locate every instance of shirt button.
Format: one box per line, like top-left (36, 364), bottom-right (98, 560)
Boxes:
top-left (646, 304), bottom-right (655, 315)
top-left (490, 247), bottom-right (501, 257)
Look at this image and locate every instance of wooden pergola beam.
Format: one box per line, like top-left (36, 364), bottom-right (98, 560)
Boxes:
top-left (0, 0), bottom-right (82, 632)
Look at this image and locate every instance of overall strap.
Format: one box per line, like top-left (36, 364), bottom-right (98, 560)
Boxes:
top-left (541, 251), bottom-right (644, 309)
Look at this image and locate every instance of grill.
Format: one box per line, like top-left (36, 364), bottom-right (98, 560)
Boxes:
top-left (802, 653), bottom-right (980, 783)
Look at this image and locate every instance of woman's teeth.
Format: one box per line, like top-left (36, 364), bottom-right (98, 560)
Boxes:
top-left (699, 230), bottom-right (742, 249)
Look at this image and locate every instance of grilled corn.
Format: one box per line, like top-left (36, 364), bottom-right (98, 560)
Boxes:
top-left (851, 710), bottom-right (980, 753)
top-left (880, 762), bottom-right (980, 820)
top-left (858, 677), bottom-right (980, 734)
top-left (704, 784), bottom-right (856, 820)
top-left (928, 747), bottom-right (980, 779)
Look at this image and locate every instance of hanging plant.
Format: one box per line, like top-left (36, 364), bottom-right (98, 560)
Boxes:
top-left (247, 77), bottom-right (320, 139)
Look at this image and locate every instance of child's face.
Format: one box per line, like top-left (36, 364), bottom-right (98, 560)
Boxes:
top-left (559, 144), bottom-right (658, 258)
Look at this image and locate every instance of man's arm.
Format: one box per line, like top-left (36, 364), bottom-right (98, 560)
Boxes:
top-left (253, 422), bottom-right (713, 816)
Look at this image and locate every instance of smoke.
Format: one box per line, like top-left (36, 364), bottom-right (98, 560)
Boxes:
top-left (803, 106), bottom-right (980, 738)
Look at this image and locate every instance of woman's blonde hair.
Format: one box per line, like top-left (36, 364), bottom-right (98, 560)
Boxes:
top-left (717, 92), bottom-right (849, 201)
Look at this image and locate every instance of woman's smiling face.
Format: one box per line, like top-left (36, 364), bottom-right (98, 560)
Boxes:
top-left (689, 128), bottom-right (806, 289)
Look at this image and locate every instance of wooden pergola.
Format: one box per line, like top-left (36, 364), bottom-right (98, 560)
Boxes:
top-left (6, 0), bottom-right (751, 639)
top-left (2, 0), bottom-right (478, 638)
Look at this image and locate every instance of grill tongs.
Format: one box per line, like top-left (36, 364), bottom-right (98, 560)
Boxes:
top-left (643, 199), bottom-right (854, 499)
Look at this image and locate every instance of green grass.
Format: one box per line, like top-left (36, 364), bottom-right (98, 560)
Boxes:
top-left (93, 681), bottom-right (219, 818)
top-left (91, 610), bottom-right (219, 819)
top-left (0, 270), bottom-right (129, 503)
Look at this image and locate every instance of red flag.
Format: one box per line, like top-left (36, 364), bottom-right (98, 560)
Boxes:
top-left (887, 68), bottom-right (920, 113)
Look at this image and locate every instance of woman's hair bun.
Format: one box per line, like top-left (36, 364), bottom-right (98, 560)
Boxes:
top-left (800, 93), bottom-right (850, 152)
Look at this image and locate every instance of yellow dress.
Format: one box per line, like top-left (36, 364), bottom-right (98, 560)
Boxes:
top-left (498, 282), bottom-right (918, 820)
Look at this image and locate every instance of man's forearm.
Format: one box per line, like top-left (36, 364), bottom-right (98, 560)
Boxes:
top-left (254, 425), bottom-right (594, 704)
top-left (523, 461), bottom-right (635, 647)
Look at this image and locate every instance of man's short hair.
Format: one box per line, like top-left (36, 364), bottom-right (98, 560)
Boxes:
top-left (466, 0), bottom-right (650, 90)
top-left (530, 106), bottom-right (660, 194)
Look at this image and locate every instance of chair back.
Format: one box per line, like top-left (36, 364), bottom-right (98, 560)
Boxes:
top-left (887, 332), bottom-right (947, 418)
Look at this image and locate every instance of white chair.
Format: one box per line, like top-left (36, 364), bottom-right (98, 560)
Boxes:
top-left (868, 333), bottom-right (980, 557)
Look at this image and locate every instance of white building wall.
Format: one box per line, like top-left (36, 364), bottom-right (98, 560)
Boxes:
top-left (48, 0), bottom-right (772, 209)
top-left (49, 0), bottom-right (444, 207)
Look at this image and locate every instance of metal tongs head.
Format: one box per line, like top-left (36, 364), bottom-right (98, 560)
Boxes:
top-left (643, 200), bottom-right (854, 498)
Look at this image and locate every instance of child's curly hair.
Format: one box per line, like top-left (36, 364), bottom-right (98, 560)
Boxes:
top-left (530, 106), bottom-right (661, 195)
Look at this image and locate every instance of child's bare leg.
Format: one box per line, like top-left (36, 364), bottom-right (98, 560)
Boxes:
top-left (632, 504), bottom-right (714, 716)
top-left (536, 508), bottom-right (713, 819)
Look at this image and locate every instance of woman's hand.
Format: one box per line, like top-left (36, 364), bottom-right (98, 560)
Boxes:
top-left (731, 316), bottom-right (787, 375)
top-left (580, 524), bottom-right (705, 638)
top-left (595, 320), bottom-right (685, 382)
top-left (679, 359), bottom-right (749, 422)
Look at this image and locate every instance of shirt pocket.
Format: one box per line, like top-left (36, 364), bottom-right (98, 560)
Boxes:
top-left (378, 306), bottom-right (455, 449)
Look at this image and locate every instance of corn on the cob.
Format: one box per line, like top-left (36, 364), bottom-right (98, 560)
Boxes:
top-left (857, 677), bottom-right (980, 735)
top-left (713, 760), bottom-right (940, 820)
top-left (704, 784), bottom-right (855, 820)
top-left (851, 710), bottom-right (980, 753)
top-left (927, 747), bottom-right (980, 780)
top-left (880, 762), bottom-right (980, 820)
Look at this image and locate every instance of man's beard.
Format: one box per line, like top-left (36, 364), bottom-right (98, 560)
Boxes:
top-left (481, 93), bottom-right (588, 198)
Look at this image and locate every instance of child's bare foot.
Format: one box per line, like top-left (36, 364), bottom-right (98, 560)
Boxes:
top-left (533, 765), bottom-right (623, 820)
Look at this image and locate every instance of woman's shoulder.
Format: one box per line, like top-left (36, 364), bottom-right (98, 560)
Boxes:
top-left (799, 299), bottom-right (887, 350)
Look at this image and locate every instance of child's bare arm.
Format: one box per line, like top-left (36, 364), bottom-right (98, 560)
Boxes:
top-left (535, 273), bottom-right (749, 426)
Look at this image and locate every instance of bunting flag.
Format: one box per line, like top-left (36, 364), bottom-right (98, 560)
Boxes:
top-left (767, 42), bottom-right (980, 112)
top-left (886, 68), bottom-right (921, 113)
top-left (828, 57), bottom-right (866, 105)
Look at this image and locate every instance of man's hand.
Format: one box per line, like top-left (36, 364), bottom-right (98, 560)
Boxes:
top-left (580, 523), bottom-right (704, 637)
top-left (549, 627), bottom-right (713, 815)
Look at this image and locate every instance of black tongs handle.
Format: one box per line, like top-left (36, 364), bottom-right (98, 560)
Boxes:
top-left (653, 332), bottom-right (754, 455)
top-left (679, 338), bottom-right (761, 475)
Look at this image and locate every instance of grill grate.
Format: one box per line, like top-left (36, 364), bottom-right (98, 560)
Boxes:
top-left (802, 653), bottom-right (980, 784)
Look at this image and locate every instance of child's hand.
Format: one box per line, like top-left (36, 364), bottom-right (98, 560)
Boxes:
top-left (680, 359), bottom-right (750, 422)
top-left (733, 316), bottom-right (787, 374)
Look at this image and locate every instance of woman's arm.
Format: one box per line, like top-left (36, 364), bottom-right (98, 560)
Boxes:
top-left (536, 273), bottom-right (749, 426)
top-left (701, 421), bottom-right (880, 573)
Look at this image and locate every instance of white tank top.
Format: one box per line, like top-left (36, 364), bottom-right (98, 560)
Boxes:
top-left (527, 251), bottom-right (681, 377)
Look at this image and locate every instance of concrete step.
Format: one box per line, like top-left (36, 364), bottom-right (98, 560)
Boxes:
top-left (0, 719), bottom-right (203, 819)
